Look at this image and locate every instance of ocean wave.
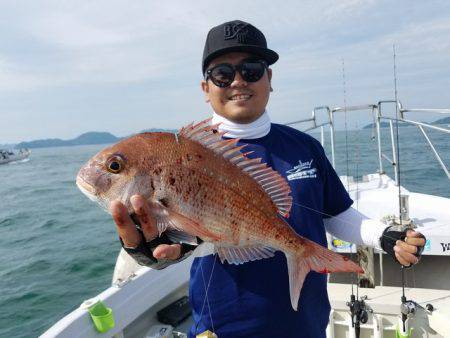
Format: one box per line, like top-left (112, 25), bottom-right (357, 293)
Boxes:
top-left (0, 218), bottom-right (13, 227)
top-left (39, 219), bottom-right (58, 229)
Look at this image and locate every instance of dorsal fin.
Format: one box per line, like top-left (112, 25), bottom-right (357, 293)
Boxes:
top-left (178, 119), bottom-right (292, 217)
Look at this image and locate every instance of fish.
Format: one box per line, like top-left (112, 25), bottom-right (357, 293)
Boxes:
top-left (76, 118), bottom-right (363, 310)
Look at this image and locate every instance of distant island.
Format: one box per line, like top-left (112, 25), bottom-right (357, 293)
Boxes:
top-left (363, 116), bottom-right (450, 129)
top-left (433, 116), bottom-right (450, 125)
top-left (362, 121), bottom-right (409, 129)
top-left (16, 132), bottom-right (120, 149)
top-left (14, 128), bottom-right (177, 149)
top-left (4, 117), bottom-right (448, 149)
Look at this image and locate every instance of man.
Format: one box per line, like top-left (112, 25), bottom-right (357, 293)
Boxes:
top-left (111, 20), bottom-right (425, 337)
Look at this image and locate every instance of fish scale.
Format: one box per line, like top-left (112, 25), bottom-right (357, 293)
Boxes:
top-left (176, 137), bottom-right (279, 217)
top-left (158, 164), bottom-right (265, 244)
top-left (152, 138), bottom-right (279, 239)
top-left (76, 118), bottom-right (363, 310)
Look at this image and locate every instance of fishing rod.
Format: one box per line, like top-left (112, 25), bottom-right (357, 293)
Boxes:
top-left (382, 44), bottom-right (426, 337)
top-left (392, 43), bottom-right (407, 334)
top-left (342, 45), bottom-right (420, 338)
top-left (392, 44), bottom-right (414, 337)
top-left (340, 59), bottom-right (369, 338)
top-left (343, 47), bottom-right (425, 338)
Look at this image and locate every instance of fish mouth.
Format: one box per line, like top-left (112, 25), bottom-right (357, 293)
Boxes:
top-left (76, 176), bottom-right (98, 200)
top-left (77, 177), bottom-right (111, 212)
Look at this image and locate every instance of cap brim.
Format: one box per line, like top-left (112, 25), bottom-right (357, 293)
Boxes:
top-left (203, 46), bottom-right (279, 73)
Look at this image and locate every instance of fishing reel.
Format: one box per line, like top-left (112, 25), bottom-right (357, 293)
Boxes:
top-left (347, 295), bottom-right (370, 337)
top-left (400, 296), bottom-right (417, 317)
top-left (398, 295), bottom-right (419, 335)
top-left (400, 295), bottom-right (419, 325)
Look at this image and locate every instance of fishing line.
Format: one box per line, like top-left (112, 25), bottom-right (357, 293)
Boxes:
top-left (291, 201), bottom-right (351, 220)
top-left (355, 108), bottom-right (361, 301)
top-left (195, 253), bottom-right (217, 335)
top-left (342, 59), bottom-right (351, 191)
top-left (393, 44), bottom-right (406, 302)
top-left (341, 59), bottom-right (357, 297)
top-left (393, 45), bottom-right (402, 234)
top-left (188, 198), bottom-right (404, 335)
top-left (288, 201), bottom-right (401, 244)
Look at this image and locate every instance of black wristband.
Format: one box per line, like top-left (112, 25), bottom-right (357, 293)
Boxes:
top-left (120, 229), bottom-right (173, 267)
top-left (380, 226), bottom-right (425, 267)
top-left (121, 212), bottom-right (202, 268)
top-left (178, 239), bottom-right (202, 258)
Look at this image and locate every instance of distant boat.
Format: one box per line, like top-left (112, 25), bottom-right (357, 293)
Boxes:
top-left (0, 148), bottom-right (31, 165)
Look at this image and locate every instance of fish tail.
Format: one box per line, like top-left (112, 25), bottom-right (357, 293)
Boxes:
top-left (286, 238), bottom-right (363, 311)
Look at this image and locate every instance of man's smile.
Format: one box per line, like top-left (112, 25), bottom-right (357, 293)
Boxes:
top-left (228, 93), bottom-right (253, 102)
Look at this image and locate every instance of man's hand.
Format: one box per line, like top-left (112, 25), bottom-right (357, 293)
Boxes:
top-left (393, 230), bottom-right (426, 267)
top-left (110, 195), bottom-right (182, 261)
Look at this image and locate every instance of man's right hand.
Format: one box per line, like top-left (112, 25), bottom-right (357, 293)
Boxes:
top-left (110, 195), bottom-right (182, 261)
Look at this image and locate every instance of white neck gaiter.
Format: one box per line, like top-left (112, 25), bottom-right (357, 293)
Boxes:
top-left (211, 111), bottom-right (271, 139)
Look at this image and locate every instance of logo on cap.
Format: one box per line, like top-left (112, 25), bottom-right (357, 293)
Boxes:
top-left (224, 23), bottom-right (251, 43)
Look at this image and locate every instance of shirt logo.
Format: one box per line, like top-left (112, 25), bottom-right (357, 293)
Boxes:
top-left (286, 159), bottom-right (317, 181)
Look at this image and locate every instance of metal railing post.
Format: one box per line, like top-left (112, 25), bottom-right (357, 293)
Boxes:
top-left (418, 125), bottom-right (450, 179)
top-left (375, 106), bottom-right (384, 174)
top-left (329, 110), bottom-right (336, 168)
top-left (379, 251), bottom-right (384, 286)
top-left (285, 101), bottom-right (450, 183)
top-left (389, 120), bottom-right (399, 186)
top-left (320, 126), bottom-right (325, 146)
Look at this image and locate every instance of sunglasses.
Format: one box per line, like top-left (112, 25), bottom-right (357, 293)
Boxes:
top-left (205, 59), bottom-right (268, 88)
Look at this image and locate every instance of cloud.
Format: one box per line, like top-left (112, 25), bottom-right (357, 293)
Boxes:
top-left (0, 0), bottom-right (449, 142)
top-left (0, 1), bottom-right (210, 91)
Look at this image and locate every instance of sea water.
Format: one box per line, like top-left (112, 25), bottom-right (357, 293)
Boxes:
top-left (0, 127), bottom-right (448, 337)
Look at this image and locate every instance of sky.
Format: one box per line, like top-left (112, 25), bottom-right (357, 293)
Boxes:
top-left (1, 0), bottom-right (449, 144)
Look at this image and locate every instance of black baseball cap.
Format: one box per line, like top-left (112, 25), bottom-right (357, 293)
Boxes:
top-left (202, 20), bottom-right (279, 74)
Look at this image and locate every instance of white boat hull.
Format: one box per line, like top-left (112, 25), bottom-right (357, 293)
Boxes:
top-left (40, 255), bottom-right (450, 338)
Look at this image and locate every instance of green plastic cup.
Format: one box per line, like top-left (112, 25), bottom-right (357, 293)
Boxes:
top-left (88, 301), bottom-right (115, 333)
top-left (396, 326), bottom-right (413, 338)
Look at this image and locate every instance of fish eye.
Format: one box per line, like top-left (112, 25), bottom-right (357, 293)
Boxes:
top-left (106, 155), bottom-right (124, 174)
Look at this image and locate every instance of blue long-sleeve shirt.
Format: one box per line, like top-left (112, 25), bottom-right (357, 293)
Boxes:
top-left (189, 124), bottom-right (353, 338)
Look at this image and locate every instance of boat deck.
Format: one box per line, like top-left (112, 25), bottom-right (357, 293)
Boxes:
top-left (334, 174), bottom-right (450, 256)
top-left (327, 283), bottom-right (450, 338)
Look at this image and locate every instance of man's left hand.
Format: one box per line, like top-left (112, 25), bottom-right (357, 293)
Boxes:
top-left (393, 230), bottom-right (426, 266)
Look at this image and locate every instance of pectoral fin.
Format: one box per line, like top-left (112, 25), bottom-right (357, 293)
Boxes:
top-left (166, 229), bottom-right (198, 245)
top-left (148, 201), bottom-right (221, 241)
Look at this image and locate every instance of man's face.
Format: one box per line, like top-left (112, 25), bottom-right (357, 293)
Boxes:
top-left (201, 52), bottom-right (272, 124)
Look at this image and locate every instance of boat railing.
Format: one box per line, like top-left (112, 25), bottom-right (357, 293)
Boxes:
top-left (286, 100), bottom-right (450, 184)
